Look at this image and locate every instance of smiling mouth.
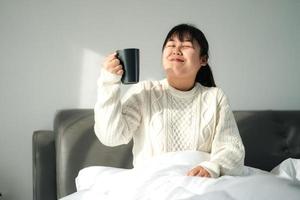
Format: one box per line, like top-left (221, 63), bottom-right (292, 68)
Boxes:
top-left (170, 58), bottom-right (184, 62)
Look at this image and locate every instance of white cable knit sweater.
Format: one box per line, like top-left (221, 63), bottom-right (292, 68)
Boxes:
top-left (94, 69), bottom-right (245, 177)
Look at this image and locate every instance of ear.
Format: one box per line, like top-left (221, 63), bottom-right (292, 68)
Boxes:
top-left (199, 55), bottom-right (208, 66)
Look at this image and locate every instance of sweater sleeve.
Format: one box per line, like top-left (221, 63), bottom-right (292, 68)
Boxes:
top-left (200, 89), bottom-right (245, 178)
top-left (93, 69), bottom-right (143, 146)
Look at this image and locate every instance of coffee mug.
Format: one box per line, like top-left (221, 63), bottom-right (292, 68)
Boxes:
top-left (116, 48), bottom-right (139, 84)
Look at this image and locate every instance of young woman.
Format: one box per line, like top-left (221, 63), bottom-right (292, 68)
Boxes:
top-left (94, 24), bottom-right (245, 178)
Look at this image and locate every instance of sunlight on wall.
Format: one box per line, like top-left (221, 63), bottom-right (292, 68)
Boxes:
top-left (79, 48), bottom-right (104, 108)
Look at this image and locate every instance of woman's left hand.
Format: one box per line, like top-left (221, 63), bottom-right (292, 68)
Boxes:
top-left (187, 166), bottom-right (211, 177)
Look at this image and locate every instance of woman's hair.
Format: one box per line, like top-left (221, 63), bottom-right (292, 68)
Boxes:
top-left (162, 24), bottom-right (216, 87)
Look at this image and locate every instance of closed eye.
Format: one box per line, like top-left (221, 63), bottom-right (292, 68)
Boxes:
top-left (182, 42), bottom-right (193, 48)
top-left (166, 44), bottom-right (176, 48)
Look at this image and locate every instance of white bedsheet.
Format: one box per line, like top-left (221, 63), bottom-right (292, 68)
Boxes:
top-left (60, 151), bottom-right (300, 200)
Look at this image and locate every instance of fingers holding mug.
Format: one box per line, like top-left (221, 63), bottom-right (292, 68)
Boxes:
top-left (112, 65), bottom-right (124, 76)
top-left (103, 53), bottom-right (123, 75)
top-left (102, 49), bottom-right (140, 84)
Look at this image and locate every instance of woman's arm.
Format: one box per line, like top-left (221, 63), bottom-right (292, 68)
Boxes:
top-left (94, 68), bottom-right (143, 146)
top-left (200, 89), bottom-right (245, 177)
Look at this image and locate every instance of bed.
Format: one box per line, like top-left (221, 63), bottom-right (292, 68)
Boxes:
top-left (32, 109), bottom-right (300, 200)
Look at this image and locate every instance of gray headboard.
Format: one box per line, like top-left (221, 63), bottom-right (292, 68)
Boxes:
top-left (233, 111), bottom-right (300, 170)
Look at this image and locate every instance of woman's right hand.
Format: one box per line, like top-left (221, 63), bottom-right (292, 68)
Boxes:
top-left (102, 52), bottom-right (124, 76)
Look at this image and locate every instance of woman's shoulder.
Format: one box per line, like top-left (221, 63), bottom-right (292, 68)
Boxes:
top-left (198, 83), bottom-right (225, 98)
top-left (127, 79), bottom-right (163, 91)
top-left (122, 79), bottom-right (163, 99)
top-left (198, 84), bottom-right (232, 108)
top-left (140, 79), bottom-right (163, 89)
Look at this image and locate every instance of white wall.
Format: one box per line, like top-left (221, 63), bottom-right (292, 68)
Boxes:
top-left (0, 0), bottom-right (299, 199)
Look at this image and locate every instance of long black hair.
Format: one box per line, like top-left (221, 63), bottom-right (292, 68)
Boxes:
top-left (162, 24), bottom-right (216, 87)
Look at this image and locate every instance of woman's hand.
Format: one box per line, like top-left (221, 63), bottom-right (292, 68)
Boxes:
top-left (187, 166), bottom-right (211, 178)
top-left (102, 52), bottom-right (124, 76)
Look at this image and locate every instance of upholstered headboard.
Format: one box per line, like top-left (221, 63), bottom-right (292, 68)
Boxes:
top-left (233, 111), bottom-right (300, 170)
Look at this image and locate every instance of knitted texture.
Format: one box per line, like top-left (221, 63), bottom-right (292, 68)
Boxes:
top-left (166, 93), bottom-right (194, 152)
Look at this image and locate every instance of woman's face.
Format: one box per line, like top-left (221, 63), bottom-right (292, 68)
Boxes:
top-left (162, 35), bottom-right (207, 80)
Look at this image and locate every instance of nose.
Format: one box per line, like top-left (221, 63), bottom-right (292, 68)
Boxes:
top-left (172, 47), bottom-right (183, 55)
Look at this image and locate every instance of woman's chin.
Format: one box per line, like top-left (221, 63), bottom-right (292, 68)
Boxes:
top-left (166, 68), bottom-right (190, 77)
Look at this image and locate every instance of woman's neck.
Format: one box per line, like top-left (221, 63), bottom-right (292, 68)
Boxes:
top-left (167, 77), bottom-right (196, 91)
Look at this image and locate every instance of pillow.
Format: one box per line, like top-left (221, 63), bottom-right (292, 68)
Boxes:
top-left (271, 158), bottom-right (300, 182)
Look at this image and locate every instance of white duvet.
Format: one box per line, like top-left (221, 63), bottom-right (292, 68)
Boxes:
top-left (61, 151), bottom-right (300, 200)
